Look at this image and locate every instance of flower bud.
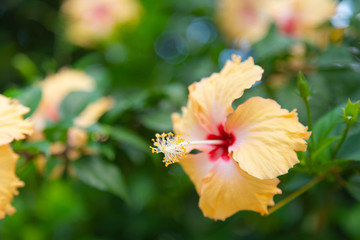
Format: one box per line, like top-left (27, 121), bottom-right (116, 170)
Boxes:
top-left (297, 72), bottom-right (310, 100)
top-left (344, 99), bottom-right (360, 126)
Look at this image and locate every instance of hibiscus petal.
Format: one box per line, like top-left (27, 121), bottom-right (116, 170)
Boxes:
top-left (226, 97), bottom-right (311, 180)
top-left (188, 56), bottom-right (263, 134)
top-left (180, 152), bottom-right (213, 194)
top-left (172, 101), bottom-right (209, 144)
top-left (0, 95), bottom-right (33, 145)
top-left (0, 144), bottom-right (25, 219)
top-left (199, 159), bottom-right (281, 220)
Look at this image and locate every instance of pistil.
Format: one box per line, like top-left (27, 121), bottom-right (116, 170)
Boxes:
top-left (150, 132), bottom-right (223, 166)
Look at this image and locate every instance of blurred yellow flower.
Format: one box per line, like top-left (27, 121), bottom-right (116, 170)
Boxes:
top-left (265, 0), bottom-right (336, 40)
top-left (30, 69), bottom-right (114, 175)
top-left (31, 69), bottom-right (95, 131)
top-left (151, 56), bottom-right (310, 220)
top-left (62, 0), bottom-right (142, 48)
top-left (217, 0), bottom-right (336, 44)
top-left (0, 95), bottom-right (33, 219)
top-left (217, 0), bottom-right (269, 44)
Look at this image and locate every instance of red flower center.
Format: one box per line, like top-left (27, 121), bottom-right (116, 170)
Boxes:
top-left (85, 4), bottom-right (112, 26)
top-left (280, 15), bottom-right (298, 37)
top-left (206, 125), bottom-right (235, 161)
top-left (242, 3), bottom-right (257, 24)
top-left (93, 5), bottom-right (109, 19)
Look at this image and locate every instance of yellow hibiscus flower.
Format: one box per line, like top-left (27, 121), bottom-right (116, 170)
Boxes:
top-left (0, 95), bottom-right (33, 219)
top-left (61, 0), bottom-right (142, 48)
top-left (217, 0), bottom-right (336, 44)
top-left (151, 55), bottom-right (310, 220)
top-left (217, 0), bottom-right (269, 44)
top-left (31, 69), bottom-right (95, 132)
top-left (265, 0), bottom-right (336, 38)
top-left (30, 69), bottom-right (114, 175)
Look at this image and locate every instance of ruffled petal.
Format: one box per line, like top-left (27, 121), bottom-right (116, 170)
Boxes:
top-left (225, 97), bottom-right (311, 180)
top-left (188, 56), bottom-right (263, 134)
top-left (0, 144), bottom-right (25, 219)
top-left (0, 95), bottom-right (33, 145)
top-left (180, 152), bottom-right (213, 194)
top-left (199, 159), bottom-right (281, 220)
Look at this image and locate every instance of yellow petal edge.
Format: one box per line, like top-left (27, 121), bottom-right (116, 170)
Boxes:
top-left (0, 145), bottom-right (25, 219)
top-left (0, 95), bottom-right (33, 145)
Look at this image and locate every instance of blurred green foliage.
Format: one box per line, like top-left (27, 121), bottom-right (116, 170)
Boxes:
top-left (0, 0), bottom-right (360, 239)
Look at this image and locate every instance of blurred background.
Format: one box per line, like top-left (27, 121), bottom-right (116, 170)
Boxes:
top-left (0, 0), bottom-right (360, 239)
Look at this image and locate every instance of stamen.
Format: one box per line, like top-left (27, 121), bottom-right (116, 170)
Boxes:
top-left (150, 132), bottom-right (223, 167)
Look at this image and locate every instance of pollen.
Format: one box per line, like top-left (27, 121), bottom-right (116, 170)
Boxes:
top-left (150, 132), bottom-right (189, 167)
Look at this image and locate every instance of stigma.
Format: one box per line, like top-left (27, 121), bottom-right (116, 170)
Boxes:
top-left (150, 132), bottom-right (188, 167)
top-left (150, 132), bottom-right (223, 167)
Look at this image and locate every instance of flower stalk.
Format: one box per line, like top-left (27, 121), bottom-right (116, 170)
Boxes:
top-left (268, 175), bottom-right (325, 215)
top-left (297, 72), bottom-right (314, 168)
top-left (332, 124), bottom-right (350, 160)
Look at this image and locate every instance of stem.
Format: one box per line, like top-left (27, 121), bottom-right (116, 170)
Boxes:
top-left (332, 124), bottom-right (350, 159)
top-left (304, 97), bottom-right (314, 169)
top-left (305, 97), bottom-right (313, 133)
top-left (268, 175), bottom-right (325, 215)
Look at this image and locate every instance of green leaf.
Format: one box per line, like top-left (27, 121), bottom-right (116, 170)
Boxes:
top-left (252, 25), bottom-right (295, 60)
top-left (312, 105), bottom-right (345, 163)
top-left (72, 156), bottom-right (128, 202)
top-left (18, 86), bottom-right (43, 118)
top-left (313, 105), bottom-right (344, 145)
top-left (346, 174), bottom-right (360, 201)
top-left (128, 173), bottom-right (157, 210)
top-left (101, 91), bottom-right (149, 123)
top-left (73, 53), bottom-right (102, 69)
top-left (140, 110), bottom-right (173, 132)
top-left (6, 86), bottom-right (42, 118)
top-left (59, 91), bottom-right (100, 121)
top-left (43, 120), bottom-right (72, 142)
top-left (87, 142), bottom-right (116, 161)
top-left (12, 140), bottom-right (51, 157)
top-left (316, 45), bottom-right (353, 68)
top-left (338, 130), bottom-right (360, 161)
top-left (338, 204), bottom-right (360, 239)
top-left (44, 156), bottom-right (63, 179)
top-left (312, 136), bottom-right (341, 161)
top-left (100, 125), bottom-right (149, 152)
top-left (12, 53), bottom-right (40, 83)
top-left (85, 64), bottom-right (111, 94)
